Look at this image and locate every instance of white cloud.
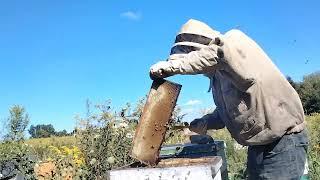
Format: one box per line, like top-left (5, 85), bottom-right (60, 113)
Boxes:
top-left (183, 99), bottom-right (202, 106)
top-left (181, 108), bottom-right (195, 114)
top-left (180, 107), bottom-right (200, 122)
top-left (120, 11), bottom-right (141, 21)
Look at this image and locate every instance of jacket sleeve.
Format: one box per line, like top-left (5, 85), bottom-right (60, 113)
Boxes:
top-left (165, 44), bottom-right (221, 75)
top-left (201, 108), bottom-right (225, 130)
top-left (219, 29), bottom-right (256, 91)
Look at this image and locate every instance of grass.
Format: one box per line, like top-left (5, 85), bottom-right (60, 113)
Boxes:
top-left (25, 136), bottom-right (77, 161)
top-left (306, 113), bottom-right (320, 179)
top-left (209, 129), bottom-right (247, 179)
top-left (26, 136), bottom-right (76, 147)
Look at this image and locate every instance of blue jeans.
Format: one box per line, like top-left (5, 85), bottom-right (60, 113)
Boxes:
top-left (247, 130), bottom-right (308, 180)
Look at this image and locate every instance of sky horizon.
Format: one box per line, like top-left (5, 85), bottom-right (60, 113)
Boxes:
top-left (1, 1), bottom-right (319, 133)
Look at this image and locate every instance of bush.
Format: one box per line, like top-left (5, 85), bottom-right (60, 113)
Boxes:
top-left (76, 100), bottom-right (137, 179)
top-left (75, 99), bottom-right (184, 179)
top-left (34, 145), bottom-right (87, 179)
top-left (0, 142), bottom-right (36, 179)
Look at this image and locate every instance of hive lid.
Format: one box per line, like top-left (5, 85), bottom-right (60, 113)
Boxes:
top-left (160, 141), bottom-right (226, 158)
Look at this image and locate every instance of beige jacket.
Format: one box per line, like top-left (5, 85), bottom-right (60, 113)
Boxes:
top-left (164, 30), bottom-right (305, 145)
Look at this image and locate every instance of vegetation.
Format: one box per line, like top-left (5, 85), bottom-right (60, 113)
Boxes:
top-left (210, 129), bottom-right (247, 179)
top-left (75, 100), bottom-right (138, 179)
top-left (288, 71), bottom-right (320, 114)
top-left (4, 105), bottom-right (30, 141)
top-left (28, 124), bottom-right (70, 138)
top-left (26, 136), bottom-right (76, 161)
top-left (306, 113), bottom-right (320, 179)
top-left (0, 142), bottom-right (36, 179)
top-left (1, 72), bottom-right (320, 179)
top-left (28, 124), bottom-right (56, 139)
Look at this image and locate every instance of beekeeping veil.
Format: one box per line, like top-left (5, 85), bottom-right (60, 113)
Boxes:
top-left (169, 19), bottom-right (220, 59)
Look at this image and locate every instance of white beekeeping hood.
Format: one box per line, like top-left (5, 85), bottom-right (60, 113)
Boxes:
top-left (170, 19), bottom-right (220, 58)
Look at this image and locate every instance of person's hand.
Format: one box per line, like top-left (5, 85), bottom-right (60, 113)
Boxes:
top-left (189, 118), bottom-right (208, 135)
top-left (190, 134), bottom-right (214, 144)
top-left (149, 61), bottom-right (171, 80)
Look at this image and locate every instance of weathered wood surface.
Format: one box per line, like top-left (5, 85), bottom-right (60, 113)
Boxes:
top-left (157, 157), bottom-right (221, 167)
top-left (108, 156), bottom-right (222, 180)
top-left (131, 79), bottom-right (182, 165)
top-left (159, 141), bottom-right (229, 180)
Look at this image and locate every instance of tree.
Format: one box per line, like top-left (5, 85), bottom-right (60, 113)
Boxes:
top-left (298, 72), bottom-right (320, 114)
top-left (6, 105), bottom-right (30, 141)
top-left (55, 129), bottom-right (69, 137)
top-left (287, 72), bottom-right (320, 115)
top-left (28, 124), bottom-right (55, 138)
top-left (286, 76), bottom-right (299, 91)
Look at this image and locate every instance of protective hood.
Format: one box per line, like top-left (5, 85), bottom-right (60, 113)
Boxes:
top-left (170, 19), bottom-right (220, 59)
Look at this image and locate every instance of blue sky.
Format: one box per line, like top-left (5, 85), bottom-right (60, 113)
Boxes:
top-left (0, 0), bottom-right (319, 132)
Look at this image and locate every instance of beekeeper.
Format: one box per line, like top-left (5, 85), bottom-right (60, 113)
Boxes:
top-left (150, 19), bottom-right (308, 179)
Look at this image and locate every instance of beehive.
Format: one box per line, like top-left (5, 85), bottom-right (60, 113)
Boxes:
top-left (108, 156), bottom-right (222, 180)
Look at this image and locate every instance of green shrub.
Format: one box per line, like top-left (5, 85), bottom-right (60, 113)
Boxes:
top-left (42, 146), bottom-right (86, 179)
top-left (76, 100), bottom-right (137, 179)
top-left (0, 142), bottom-right (36, 179)
top-left (75, 99), bottom-right (184, 179)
